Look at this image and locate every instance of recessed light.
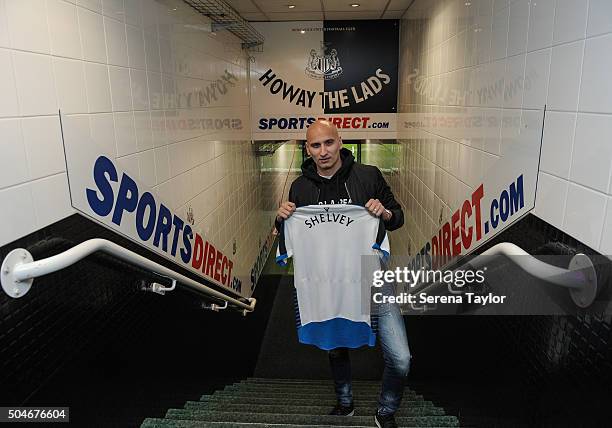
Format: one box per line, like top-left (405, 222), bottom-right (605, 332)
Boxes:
top-left (350, 3), bottom-right (360, 7)
top-left (300, 30), bottom-right (305, 34)
top-left (288, 4), bottom-right (295, 8)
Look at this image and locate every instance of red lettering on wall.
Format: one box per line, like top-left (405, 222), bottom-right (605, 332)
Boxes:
top-left (214, 250), bottom-right (223, 282)
top-left (431, 235), bottom-right (439, 257)
top-left (192, 234), bottom-right (204, 269)
top-left (206, 243), bottom-right (216, 277)
top-left (472, 184), bottom-right (484, 241)
top-left (437, 228), bottom-right (444, 266)
top-left (227, 260), bottom-right (233, 286)
top-left (461, 200), bottom-right (473, 250)
top-left (221, 256), bottom-right (228, 284)
top-left (431, 236), bottom-right (439, 269)
top-left (202, 241), bottom-right (209, 273)
top-left (442, 222), bottom-right (451, 259)
top-left (451, 210), bottom-right (461, 256)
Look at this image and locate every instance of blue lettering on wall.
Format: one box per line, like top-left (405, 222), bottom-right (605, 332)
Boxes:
top-left (181, 225), bottom-right (193, 264)
top-left (112, 173), bottom-right (138, 226)
top-left (153, 204), bottom-right (173, 252)
top-left (86, 156), bottom-right (118, 216)
top-left (170, 216), bottom-right (184, 257)
top-left (85, 155), bottom-right (237, 293)
top-left (136, 191), bottom-right (157, 241)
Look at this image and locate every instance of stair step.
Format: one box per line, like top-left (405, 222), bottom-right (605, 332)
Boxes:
top-left (183, 401), bottom-right (446, 416)
top-left (200, 395), bottom-right (433, 407)
top-left (228, 383), bottom-right (417, 393)
top-left (140, 377), bottom-right (462, 427)
top-left (142, 418), bottom-right (371, 427)
top-left (164, 409), bottom-right (460, 427)
top-left (245, 378), bottom-right (383, 386)
top-left (213, 390), bottom-right (422, 400)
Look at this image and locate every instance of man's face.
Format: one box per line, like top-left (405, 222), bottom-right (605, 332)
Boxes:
top-left (305, 121), bottom-right (342, 172)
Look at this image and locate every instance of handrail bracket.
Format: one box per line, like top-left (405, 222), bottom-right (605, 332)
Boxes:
top-left (202, 300), bottom-right (229, 312)
top-left (1, 249), bottom-right (34, 299)
top-left (568, 254), bottom-right (598, 308)
top-left (141, 278), bottom-right (177, 296)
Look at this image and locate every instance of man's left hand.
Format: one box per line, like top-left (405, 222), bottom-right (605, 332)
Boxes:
top-left (365, 199), bottom-right (392, 221)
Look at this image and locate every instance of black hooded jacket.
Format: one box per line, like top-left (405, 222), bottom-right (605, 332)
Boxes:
top-left (281, 147), bottom-right (404, 231)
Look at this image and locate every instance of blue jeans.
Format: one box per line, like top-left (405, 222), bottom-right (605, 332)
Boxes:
top-left (328, 287), bottom-right (411, 416)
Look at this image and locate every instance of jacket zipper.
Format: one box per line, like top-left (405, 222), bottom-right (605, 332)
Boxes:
top-left (344, 182), bottom-right (352, 203)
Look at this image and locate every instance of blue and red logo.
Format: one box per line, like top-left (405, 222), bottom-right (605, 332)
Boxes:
top-left (86, 156), bottom-right (241, 293)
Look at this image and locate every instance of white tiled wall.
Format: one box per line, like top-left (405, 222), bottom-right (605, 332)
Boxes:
top-left (0, 0), bottom-right (269, 280)
top-left (397, 0), bottom-right (612, 256)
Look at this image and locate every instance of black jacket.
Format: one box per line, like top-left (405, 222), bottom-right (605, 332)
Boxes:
top-left (280, 148), bottom-right (404, 231)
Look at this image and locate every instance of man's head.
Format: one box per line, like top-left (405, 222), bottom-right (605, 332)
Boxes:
top-left (305, 119), bottom-right (343, 175)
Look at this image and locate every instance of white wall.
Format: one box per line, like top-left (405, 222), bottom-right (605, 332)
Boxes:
top-left (0, 0), bottom-right (270, 282)
top-left (396, 0), bottom-right (612, 256)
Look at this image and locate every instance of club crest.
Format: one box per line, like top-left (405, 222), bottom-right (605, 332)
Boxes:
top-left (305, 42), bottom-right (343, 80)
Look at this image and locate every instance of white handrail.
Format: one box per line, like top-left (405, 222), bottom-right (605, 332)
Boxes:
top-left (1, 239), bottom-right (256, 313)
top-left (479, 243), bottom-right (584, 289)
top-left (415, 242), bottom-right (598, 308)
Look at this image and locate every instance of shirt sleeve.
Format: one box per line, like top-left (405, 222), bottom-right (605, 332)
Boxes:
top-left (276, 219), bottom-right (294, 266)
top-left (371, 217), bottom-right (390, 263)
top-left (375, 233), bottom-right (390, 263)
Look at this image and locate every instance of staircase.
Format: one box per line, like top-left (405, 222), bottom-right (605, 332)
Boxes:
top-left (141, 377), bottom-right (460, 427)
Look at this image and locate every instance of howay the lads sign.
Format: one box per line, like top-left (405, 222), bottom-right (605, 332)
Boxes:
top-left (251, 20), bottom-right (399, 140)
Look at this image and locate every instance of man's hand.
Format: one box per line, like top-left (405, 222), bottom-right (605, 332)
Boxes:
top-left (365, 199), bottom-right (392, 221)
top-left (276, 201), bottom-right (296, 222)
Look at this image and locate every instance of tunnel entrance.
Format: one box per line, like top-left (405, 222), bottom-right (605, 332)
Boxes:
top-left (297, 139), bottom-right (400, 173)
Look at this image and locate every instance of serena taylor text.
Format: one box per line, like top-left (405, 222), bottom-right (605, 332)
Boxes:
top-left (373, 292), bottom-right (507, 306)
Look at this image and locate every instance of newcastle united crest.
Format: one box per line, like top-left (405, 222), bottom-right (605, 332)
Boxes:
top-left (305, 42), bottom-right (343, 80)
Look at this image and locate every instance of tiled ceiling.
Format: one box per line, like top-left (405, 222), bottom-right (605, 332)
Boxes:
top-left (224, 0), bottom-right (414, 21)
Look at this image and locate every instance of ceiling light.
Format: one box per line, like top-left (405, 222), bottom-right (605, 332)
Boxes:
top-left (350, 3), bottom-right (360, 7)
top-left (300, 30), bottom-right (305, 34)
top-left (464, 1), bottom-right (471, 5)
top-left (288, 4), bottom-right (295, 8)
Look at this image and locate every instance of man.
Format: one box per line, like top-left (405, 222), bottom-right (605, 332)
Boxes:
top-left (275, 119), bottom-right (411, 428)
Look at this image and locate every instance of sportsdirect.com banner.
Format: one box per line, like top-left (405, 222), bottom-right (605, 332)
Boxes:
top-left (251, 21), bottom-right (399, 140)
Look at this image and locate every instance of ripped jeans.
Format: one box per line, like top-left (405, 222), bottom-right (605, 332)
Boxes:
top-left (328, 285), bottom-right (411, 416)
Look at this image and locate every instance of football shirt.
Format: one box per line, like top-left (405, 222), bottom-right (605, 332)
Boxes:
top-left (276, 204), bottom-right (389, 350)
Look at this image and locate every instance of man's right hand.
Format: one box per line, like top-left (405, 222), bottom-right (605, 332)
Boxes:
top-left (276, 201), bottom-right (296, 222)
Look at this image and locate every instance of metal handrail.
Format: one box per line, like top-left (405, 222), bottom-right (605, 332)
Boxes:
top-left (415, 242), bottom-right (598, 308)
top-left (479, 243), bottom-right (588, 289)
top-left (1, 239), bottom-right (256, 314)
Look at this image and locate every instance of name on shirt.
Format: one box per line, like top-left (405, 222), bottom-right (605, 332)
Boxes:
top-left (304, 210), bottom-right (355, 229)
